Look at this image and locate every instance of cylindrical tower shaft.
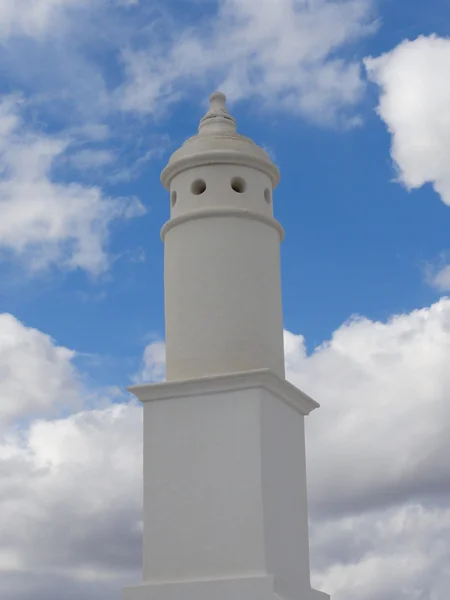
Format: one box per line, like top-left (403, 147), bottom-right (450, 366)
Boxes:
top-left (160, 92), bottom-right (285, 381)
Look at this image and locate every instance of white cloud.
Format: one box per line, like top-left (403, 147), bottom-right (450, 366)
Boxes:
top-left (0, 312), bottom-right (143, 598)
top-left (365, 35), bottom-right (450, 205)
top-left (0, 0), bottom-right (89, 40)
top-left (429, 266), bottom-right (450, 292)
top-left (0, 1), bottom-right (377, 129)
top-left (69, 149), bottom-right (116, 171)
top-left (0, 0), bottom-right (138, 125)
top-left (132, 340), bottom-right (166, 384)
top-left (310, 503), bottom-right (450, 600)
top-left (284, 300), bottom-right (450, 598)
top-left (285, 300), bottom-right (450, 518)
top-left (108, 137), bottom-right (172, 184)
top-left (0, 0), bottom-right (133, 41)
top-left (0, 95), bottom-right (145, 275)
top-left (364, 36), bottom-right (450, 290)
top-left (0, 1), bottom-right (377, 135)
top-left (424, 254), bottom-right (450, 292)
top-left (2, 300), bottom-right (450, 598)
top-left (120, 0), bottom-right (376, 124)
top-left (0, 313), bottom-right (82, 429)
top-left (0, 404), bottom-right (143, 594)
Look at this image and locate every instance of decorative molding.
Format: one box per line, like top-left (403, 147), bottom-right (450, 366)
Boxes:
top-left (128, 369), bottom-right (319, 416)
top-left (160, 207), bottom-right (285, 242)
top-left (123, 575), bottom-right (276, 600)
top-left (160, 150), bottom-right (280, 189)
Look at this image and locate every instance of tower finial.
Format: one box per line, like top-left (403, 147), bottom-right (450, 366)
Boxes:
top-left (209, 91), bottom-right (228, 114)
top-left (198, 90), bottom-right (236, 134)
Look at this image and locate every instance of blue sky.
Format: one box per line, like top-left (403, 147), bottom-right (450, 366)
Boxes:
top-left (1, 1), bottom-right (450, 599)
top-left (0, 0), bottom-right (448, 386)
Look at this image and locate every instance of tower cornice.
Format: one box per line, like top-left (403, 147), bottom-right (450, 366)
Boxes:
top-left (161, 148), bottom-right (280, 190)
top-left (128, 368), bottom-right (320, 416)
top-left (160, 207), bottom-right (285, 242)
top-left (160, 92), bottom-right (280, 189)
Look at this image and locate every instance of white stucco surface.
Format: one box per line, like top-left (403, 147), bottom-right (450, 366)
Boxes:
top-left (123, 92), bottom-right (330, 600)
top-left (124, 371), bottom-right (329, 600)
top-left (124, 574), bottom-right (276, 600)
top-left (160, 92), bottom-right (285, 382)
top-left (164, 210), bottom-right (285, 380)
top-left (261, 389), bottom-right (312, 599)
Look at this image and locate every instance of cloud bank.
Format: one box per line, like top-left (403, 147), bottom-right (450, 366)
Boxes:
top-left (366, 36), bottom-right (450, 207)
top-left (120, 0), bottom-right (376, 125)
top-left (0, 95), bottom-right (145, 275)
top-left (0, 0), bottom-right (379, 275)
top-left (366, 35), bottom-right (450, 293)
top-left (2, 300), bottom-right (450, 599)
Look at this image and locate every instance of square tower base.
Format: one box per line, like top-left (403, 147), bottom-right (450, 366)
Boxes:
top-left (123, 575), bottom-right (329, 600)
top-left (124, 369), bottom-right (330, 600)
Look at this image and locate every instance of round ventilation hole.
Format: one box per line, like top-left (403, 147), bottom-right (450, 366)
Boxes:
top-left (231, 177), bottom-right (247, 194)
top-left (191, 179), bottom-right (207, 195)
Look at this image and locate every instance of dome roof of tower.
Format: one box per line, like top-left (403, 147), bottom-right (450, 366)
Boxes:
top-left (160, 91), bottom-right (280, 190)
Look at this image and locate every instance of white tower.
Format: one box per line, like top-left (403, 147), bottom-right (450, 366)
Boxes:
top-left (123, 92), bottom-right (330, 600)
